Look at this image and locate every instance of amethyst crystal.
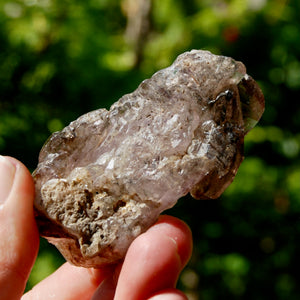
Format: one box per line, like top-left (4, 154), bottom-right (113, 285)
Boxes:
top-left (33, 50), bottom-right (264, 267)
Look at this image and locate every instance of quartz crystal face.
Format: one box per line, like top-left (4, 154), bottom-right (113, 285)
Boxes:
top-left (33, 50), bottom-right (264, 267)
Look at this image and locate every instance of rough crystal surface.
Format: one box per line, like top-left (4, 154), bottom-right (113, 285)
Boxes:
top-left (33, 50), bottom-right (264, 267)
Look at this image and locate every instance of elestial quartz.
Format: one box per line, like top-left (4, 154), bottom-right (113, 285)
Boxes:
top-left (33, 50), bottom-right (264, 267)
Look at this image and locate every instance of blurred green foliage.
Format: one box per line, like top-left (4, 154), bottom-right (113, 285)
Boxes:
top-left (1, 0), bottom-right (300, 298)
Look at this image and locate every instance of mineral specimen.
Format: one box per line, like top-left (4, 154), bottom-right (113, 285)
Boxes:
top-left (33, 50), bottom-right (264, 267)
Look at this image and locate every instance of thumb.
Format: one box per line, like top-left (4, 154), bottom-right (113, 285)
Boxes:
top-left (0, 156), bottom-right (39, 300)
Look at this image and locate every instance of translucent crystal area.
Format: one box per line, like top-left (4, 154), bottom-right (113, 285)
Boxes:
top-left (33, 50), bottom-right (264, 267)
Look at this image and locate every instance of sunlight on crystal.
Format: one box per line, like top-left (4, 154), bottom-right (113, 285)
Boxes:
top-left (33, 50), bottom-right (264, 267)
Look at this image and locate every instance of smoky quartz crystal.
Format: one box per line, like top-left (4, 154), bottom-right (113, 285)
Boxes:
top-left (33, 50), bottom-right (264, 267)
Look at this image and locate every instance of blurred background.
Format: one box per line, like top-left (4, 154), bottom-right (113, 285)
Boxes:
top-left (0, 0), bottom-right (300, 298)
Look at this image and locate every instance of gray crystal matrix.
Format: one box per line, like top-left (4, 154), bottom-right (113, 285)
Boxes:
top-left (33, 50), bottom-right (264, 267)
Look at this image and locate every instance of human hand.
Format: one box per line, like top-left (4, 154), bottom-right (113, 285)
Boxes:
top-left (0, 156), bottom-right (193, 300)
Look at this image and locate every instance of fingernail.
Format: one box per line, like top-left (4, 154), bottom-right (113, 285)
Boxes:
top-left (0, 156), bottom-right (16, 204)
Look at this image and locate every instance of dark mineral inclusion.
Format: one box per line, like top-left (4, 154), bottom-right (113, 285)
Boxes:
top-left (33, 50), bottom-right (265, 267)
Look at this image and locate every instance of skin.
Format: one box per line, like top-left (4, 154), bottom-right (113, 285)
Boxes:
top-left (0, 156), bottom-right (193, 300)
